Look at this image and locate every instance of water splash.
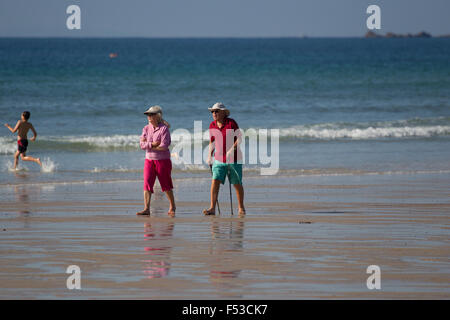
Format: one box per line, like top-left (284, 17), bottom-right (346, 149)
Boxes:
top-left (40, 157), bottom-right (57, 173)
top-left (4, 160), bottom-right (28, 172)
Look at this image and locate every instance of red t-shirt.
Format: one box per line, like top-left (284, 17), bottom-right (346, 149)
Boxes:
top-left (209, 117), bottom-right (242, 163)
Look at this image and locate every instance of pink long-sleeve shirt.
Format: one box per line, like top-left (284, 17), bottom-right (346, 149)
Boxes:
top-left (140, 123), bottom-right (171, 160)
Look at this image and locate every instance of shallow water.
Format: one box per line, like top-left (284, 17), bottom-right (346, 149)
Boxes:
top-left (1, 38), bottom-right (450, 187)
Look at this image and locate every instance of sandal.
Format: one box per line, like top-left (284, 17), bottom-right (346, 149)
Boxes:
top-left (203, 208), bottom-right (216, 216)
top-left (136, 209), bottom-right (150, 216)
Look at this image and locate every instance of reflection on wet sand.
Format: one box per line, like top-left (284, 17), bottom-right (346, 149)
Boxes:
top-left (142, 220), bottom-right (174, 279)
top-left (209, 219), bottom-right (244, 281)
top-left (14, 185), bottom-right (31, 214)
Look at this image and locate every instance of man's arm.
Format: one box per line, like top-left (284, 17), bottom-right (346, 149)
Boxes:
top-left (226, 128), bottom-right (242, 159)
top-left (207, 140), bottom-right (215, 165)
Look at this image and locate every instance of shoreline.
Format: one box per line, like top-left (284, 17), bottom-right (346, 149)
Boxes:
top-left (2, 167), bottom-right (450, 188)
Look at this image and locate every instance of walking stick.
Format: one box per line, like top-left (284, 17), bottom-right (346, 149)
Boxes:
top-left (228, 167), bottom-right (233, 215)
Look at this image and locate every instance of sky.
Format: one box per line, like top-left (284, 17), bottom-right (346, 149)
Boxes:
top-left (0, 0), bottom-right (449, 37)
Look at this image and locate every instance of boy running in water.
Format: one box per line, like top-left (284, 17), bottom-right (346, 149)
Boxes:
top-left (4, 111), bottom-right (42, 169)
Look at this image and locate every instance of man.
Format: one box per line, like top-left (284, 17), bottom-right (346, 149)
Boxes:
top-left (203, 102), bottom-right (246, 216)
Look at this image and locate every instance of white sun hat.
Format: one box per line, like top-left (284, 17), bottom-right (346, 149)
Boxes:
top-left (144, 105), bottom-right (163, 115)
top-left (208, 102), bottom-right (230, 116)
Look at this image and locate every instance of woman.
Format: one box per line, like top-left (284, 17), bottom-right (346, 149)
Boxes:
top-left (137, 105), bottom-right (176, 216)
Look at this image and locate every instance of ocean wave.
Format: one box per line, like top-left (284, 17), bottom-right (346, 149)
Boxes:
top-left (0, 118), bottom-right (448, 155)
top-left (87, 166), bottom-right (141, 173)
top-left (279, 124), bottom-right (450, 140)
top-left (0, 135), bottom-right (142, 154)
top-left (58, 135), bottom-right (140, 148)
top-left (0, 137), bottom-right (17, 155)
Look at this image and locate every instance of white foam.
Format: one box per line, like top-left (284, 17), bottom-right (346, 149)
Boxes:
top-left (89, 166), bottom-right (138, 173)
top-left (279, 125), bottom-right (450, 140)
top-left (58, 134), bottom-right (141, 148)
top-left (3, 160), bottom-right (27, 172)
top-left (52, 132), bottom-right (207, 148)
top-left (0, 137), bottom-right (17, 155)
top-left (6, 117), bottom-right (448, 154)
top-left (4, 160), bottom-right (28, 172)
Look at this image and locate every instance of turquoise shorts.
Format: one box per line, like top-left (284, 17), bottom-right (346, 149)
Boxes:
top-left (212, 160), bottom-right (243, 185)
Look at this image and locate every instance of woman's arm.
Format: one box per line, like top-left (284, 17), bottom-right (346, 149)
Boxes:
top-left (157, 126), bottom-right (171, 149)
top-left (140, 127), bottom-right (150, 150)
top-left (153, 146), bottom-right (169, 151)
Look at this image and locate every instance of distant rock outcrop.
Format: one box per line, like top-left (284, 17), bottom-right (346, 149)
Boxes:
top-left (365, 31), bottom-right (381, 38)
top-left (365, 31), bottom-right (432, 38)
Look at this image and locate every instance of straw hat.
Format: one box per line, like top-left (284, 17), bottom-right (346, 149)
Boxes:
top-left (208, 102), bottom-right (230, 117)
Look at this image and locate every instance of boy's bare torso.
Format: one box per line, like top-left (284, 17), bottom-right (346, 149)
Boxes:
top-left (16, 120), bottom-right (33, 140)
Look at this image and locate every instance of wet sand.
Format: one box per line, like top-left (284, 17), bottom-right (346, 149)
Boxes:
top-left (0, 172), bottom-right (449, 299)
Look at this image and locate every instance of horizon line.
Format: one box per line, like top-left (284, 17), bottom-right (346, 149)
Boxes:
top-left (1, 34), bottom-right (449, 39)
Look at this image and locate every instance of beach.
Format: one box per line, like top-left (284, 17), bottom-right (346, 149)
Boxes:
top-left (1, 171), bottom-right (449, 299)
top-left (1, 37), bottom-right (450, 299)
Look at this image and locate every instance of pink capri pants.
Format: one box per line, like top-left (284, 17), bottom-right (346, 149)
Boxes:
top-left (143, 159), bottom-right (174, 193)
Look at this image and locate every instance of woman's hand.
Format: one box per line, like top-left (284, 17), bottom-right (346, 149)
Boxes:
top-left (151, 141), bottom-right (161, 148)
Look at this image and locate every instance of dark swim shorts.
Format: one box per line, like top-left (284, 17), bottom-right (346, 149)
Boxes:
top-left (17, 139), bottom-right (28, 153)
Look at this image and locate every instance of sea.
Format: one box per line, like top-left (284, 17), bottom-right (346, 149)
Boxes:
top-left (1, 38), bottom-right (450, 188)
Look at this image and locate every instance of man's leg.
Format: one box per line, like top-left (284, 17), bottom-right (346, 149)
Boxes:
top-left (204, 161), bottom-right (226, 215)
top-left (210, 179), bottom-right (221, 212)
top-left (229, 164), bottom-right (245, 215)
top-left (233, 184), bottom-right (245, 214)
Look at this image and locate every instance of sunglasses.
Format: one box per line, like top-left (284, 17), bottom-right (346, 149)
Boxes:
top-left (211, 110), bottom-right (221, 114)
